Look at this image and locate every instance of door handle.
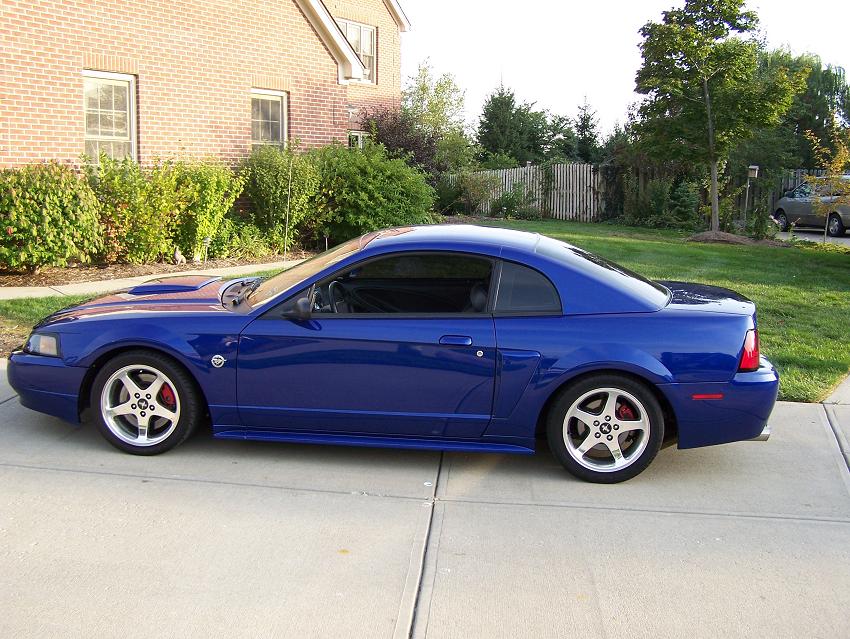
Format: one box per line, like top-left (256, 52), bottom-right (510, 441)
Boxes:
top-left (439, 335), bottom-right (473, 346)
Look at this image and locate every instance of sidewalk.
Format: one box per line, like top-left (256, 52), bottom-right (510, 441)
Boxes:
top-left (0, 259), bottom-right (302, 300)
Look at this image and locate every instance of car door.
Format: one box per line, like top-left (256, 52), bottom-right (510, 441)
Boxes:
top-left (787, 182), bottom-right (814, 226)
top-left (237, 252), bottom-right (497, 439)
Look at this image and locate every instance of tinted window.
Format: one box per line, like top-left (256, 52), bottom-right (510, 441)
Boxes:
top-left (315, 253), bottom-right (493, 314)
top-left (495, 262), bottom-right (561, 313)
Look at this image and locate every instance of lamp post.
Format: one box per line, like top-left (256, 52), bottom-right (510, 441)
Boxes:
top-left (744, 165), bottom-right (759, 228)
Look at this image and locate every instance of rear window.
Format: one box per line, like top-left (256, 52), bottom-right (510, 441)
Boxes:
top-left (495, 261), bottom-right (561, 314)
top-left (535, 237), bottom-right (670, 309)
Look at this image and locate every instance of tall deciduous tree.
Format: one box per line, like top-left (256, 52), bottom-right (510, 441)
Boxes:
top-left (635, 0), bottom-right (801, 231)
top-left (402, 60), bottom-right (466, 136)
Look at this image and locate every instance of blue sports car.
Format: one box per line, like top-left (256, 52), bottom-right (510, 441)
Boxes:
top-left (8, 225), bottom-right (778, 483)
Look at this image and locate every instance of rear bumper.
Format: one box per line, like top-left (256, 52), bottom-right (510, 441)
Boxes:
top-left (6, 351), bottom-right (86, 423)
top-left (659, 356), bottom-right (779, 449)
top-left (751, 424), bottom-right (771, 441)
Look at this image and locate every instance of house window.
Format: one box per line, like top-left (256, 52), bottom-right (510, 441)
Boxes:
top-left (251, 90), bottom-right (288, 150)
top-left (337, 19), bottom-right (376, 82)
top-left (348, 130), bottom-right (369, 149)
top-left (83, 71), bottom-right (136, 160)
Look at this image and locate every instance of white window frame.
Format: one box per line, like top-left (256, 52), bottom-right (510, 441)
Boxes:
top-left (336, 18), bottom-right (376, 84)
top-left (82, 70), bottom-right (137, 161)
top-left (251, 89), bottom-right (289, 150)
top-left (348, 130), bottom-right (369, 149)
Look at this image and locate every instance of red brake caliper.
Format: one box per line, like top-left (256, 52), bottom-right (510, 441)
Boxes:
top-left (616, 402), bottom-right (635, 421)
top-left (159, 384), bottom-right (176, 409)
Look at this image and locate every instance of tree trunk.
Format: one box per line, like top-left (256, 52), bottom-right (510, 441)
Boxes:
top-left (703, 77), bottom-right (720, 232)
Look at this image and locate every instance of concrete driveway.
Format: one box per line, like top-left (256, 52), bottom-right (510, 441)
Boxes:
top-left (1, 362), bottom-right (849, 639)
top-left (776, 228), bottom-right (850, 247)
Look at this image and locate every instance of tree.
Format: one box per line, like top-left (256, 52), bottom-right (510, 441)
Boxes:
top-left (546, 114), bottom-right (579, 162)
top-left (635, 0), bottom-right (802, 231)
top-left (402, 60), bottom-right (466, 136)
top-left (477, 86), bottom-right (548, 165)
top-left (575, 100), bottom-right (601, 163)
top-left (760, 50), bottom-right (850, 167)
top-left (362, 107), bottom-right (440, 179)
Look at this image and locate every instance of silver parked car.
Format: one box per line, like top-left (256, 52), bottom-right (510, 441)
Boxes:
top-left (774, 175), bottom-right (850, 237)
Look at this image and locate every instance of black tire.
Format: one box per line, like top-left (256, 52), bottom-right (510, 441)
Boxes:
top-left (546, 374), bottom-right (665, 483)
top-left (775, 210), bottom-right (789, 232)
top-left (91, 349), bottom-right (203, 455)
top-left (827, 213), bottom-right (846, 237)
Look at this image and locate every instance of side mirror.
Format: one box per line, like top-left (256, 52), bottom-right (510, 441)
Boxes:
top-left (284, 297), bottom-right (312, 321)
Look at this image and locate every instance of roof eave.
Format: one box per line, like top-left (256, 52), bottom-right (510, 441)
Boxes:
top-left (383, 0), bottom-right (411, 32)
top-left (294, 0), bottom-right (366, 81)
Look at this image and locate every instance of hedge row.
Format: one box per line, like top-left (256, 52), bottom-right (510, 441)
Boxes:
top-left (0, 143), bottom-right (436, 272)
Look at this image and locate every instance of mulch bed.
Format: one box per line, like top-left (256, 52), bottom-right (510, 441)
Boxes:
top-left (0, 250), bottom-right (313, 288)
top-left (687, 231), bottom-right (791, 248)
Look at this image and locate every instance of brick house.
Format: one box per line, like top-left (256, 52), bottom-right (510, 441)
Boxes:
top-left (0, 0), bottom-right (410, 167)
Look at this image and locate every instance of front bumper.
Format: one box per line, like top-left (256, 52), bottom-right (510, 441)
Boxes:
top-left (660, 356), bottom-right (779, 449)
top-left (7, 351), bottom-right (86, 423)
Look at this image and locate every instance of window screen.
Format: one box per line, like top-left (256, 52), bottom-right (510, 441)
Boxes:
top-left (495, 262), bottom-right (561, 313)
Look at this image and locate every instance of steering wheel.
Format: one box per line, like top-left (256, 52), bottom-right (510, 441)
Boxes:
top-left (327, 280), bottom-right (348, 313)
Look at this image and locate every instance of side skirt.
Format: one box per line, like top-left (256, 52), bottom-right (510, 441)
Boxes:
top-left (213, 428), bottom-right (536, 455)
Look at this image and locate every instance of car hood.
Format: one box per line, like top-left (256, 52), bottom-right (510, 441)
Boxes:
top-left (35, 275), bottom-right (241, 328)
top-left (659, 280), bottom-right (755, 316)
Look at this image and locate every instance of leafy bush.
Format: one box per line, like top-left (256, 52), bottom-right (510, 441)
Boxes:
top-left (434, 177), bottom-right (464, 215)
top-left (455, 170), bottom-right (500, 215)
top-left (490, 182), bottom-right (541, 220)
top-left (308, 143), bottom-right (435, 243)
top-left (208, 214), bottom-right (272, 260)
top-left (173, 161), bottom-right (245, 261)
top-left (243, 146), bottom-right (320, 251)
top-left (363, 107), bottom-right (441, 179)
top-left (0, 162), bottom-right (103, 272)
top-left (85, 155), bottom-right (184, 263)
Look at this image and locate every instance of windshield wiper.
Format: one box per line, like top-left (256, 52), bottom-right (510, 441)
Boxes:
top-left (228, 278), bottom-right (264, 307)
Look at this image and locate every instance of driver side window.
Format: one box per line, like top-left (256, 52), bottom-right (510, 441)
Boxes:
top-left (313, 253), bottom-right (493, 315)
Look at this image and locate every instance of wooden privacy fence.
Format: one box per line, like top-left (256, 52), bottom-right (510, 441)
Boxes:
top-left (460, 163), bottom-right (602, 221)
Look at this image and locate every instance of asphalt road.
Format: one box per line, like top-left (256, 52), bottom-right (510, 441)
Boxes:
top-left (1, 361), bottom-right (849, 639)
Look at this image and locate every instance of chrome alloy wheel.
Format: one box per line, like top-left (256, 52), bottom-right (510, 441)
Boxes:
top-left (100, 364), bottom-right (181, 447)
top-left (562, 387), bottom-right (651, 472)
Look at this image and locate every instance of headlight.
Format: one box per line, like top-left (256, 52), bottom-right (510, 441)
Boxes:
top-left (24, 332), bottom-right (60, 357)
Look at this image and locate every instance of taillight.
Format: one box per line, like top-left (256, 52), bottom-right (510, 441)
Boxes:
top-left (738, 329), bottom-right (760, 372)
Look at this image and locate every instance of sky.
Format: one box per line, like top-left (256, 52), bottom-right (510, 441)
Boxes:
top-left (398, 0), bottom-right (850, 136)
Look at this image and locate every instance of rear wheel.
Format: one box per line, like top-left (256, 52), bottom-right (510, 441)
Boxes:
top-left (827, 213), bottom-right (845, 237)
top-left (547, 375), bottom-right (665, 483)
top-left (91, 350), bottom-right (202, 455)
top-left (775, 210), bottom-right (789, 232)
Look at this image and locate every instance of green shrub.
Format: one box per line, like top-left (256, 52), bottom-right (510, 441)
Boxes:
top-left (173, 161), bottom-right (245, 261)
top-left (434, 177), bottom-right (464, 215)
top-left (491, 182), bottom-right (541, 219)
top-left (455, 170), bottom-right (500, 215)
top-left (85, 155), bottom-right (184, 263)
top-left (0, 162), bottom-right (103, 272)
top-left (668, 181), bottom-right (701, 229)
top-left (308, 143), bottom-right (435, 243)
top-left (243, 146), bottom-right (320, 251)
top-left (208, 215), bottom-right (272, 260)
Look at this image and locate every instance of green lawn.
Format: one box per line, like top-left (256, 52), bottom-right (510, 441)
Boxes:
top-left (2, 220), bottom-right (847, 402)
top-left (483, 219), bottom-right (849, 402)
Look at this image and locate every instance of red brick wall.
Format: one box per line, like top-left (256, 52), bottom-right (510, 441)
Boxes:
top-left (0, 0), bottom-right (403, 167)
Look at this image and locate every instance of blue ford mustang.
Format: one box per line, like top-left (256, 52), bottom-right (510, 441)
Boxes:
top-left (8, 225), bottom-right (778, 483)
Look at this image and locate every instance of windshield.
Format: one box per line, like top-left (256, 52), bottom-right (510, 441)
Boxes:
top-left (247, 237), bottom-right (364, 307)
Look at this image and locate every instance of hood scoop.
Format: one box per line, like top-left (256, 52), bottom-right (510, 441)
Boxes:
top-left (126, 275), bottom-right (222, 296)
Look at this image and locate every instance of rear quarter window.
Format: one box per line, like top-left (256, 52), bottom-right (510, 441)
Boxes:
top-left (495, 261), bottom-right (561, 314)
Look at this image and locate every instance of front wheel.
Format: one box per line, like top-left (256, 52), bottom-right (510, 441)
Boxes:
top-left (775, 211), bottom-right (789, 232)
top-left (546, 375), bottom-right (665, 483)
top-left (91, 350), bottom-right (203, 455)
top-left (827, 213), bottom-right (846, 237)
